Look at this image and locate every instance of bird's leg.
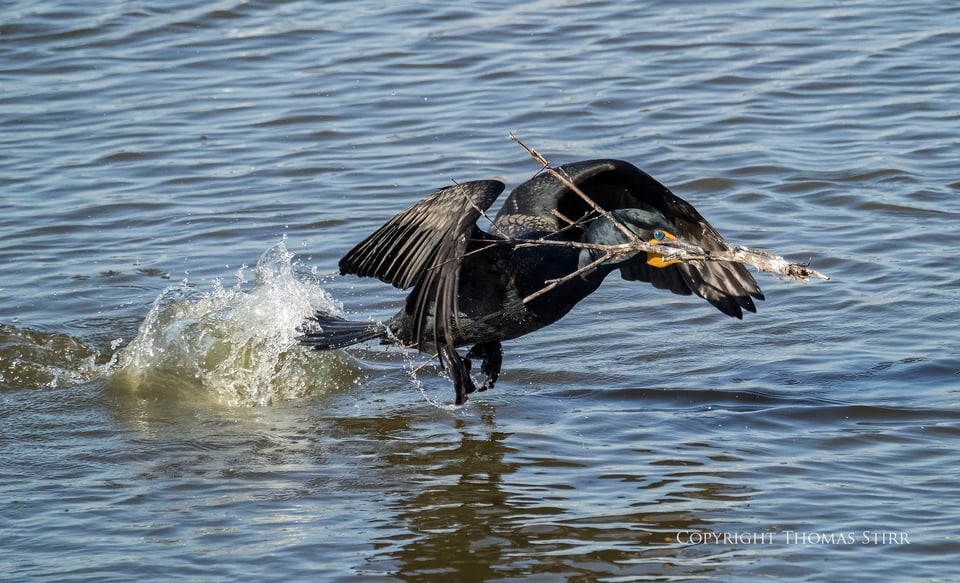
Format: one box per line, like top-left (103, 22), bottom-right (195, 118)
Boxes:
top-left (439, 344), bottom-right (477, 405)
top-left (465, 341), bottom-right (503, 392)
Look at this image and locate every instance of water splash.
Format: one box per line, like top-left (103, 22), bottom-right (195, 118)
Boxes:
top-left (0, 324), bottom-right (104, 389)
top-left (109, 241), bottom-right (360, 406)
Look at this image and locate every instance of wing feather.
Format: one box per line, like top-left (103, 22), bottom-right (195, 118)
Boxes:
top-left (339, 180), bottom-right (505, 349)
top-left (498, 159), bottom-right (764, 318)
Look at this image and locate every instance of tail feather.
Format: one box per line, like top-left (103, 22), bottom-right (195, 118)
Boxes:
top-left (299, 311), bottom-right (387, 351)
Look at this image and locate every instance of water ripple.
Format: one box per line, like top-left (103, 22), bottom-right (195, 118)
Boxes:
top-left (2, 0), bottom-right (959, 580)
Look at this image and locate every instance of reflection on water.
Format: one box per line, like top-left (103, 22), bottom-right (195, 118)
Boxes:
top-left (296, 410), bottom-right (673, 581)
top-left (350, 407), bottom-right (766, 581)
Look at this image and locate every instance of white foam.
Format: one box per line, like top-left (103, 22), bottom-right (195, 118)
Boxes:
top-left (110, 241), bottom-right (359, 406)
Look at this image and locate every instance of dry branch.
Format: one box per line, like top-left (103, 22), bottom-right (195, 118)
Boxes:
top-left (410, 138), bottom-right (828, 379)
top-left (505, 133), bottom-right (830, 285)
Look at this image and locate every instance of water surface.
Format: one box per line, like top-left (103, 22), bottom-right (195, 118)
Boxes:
top-left (2, 1), bottom-right (959, 580)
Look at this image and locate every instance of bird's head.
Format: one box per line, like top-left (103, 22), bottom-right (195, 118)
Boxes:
top-left (578, 208), bottom-right (683, 272)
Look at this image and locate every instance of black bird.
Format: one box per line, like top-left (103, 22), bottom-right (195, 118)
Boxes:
top-left (301, 159), bottom-right (763, 404)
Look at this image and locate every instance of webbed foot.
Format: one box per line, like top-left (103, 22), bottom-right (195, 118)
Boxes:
top-left (465, 341), bottom-right (503, 392)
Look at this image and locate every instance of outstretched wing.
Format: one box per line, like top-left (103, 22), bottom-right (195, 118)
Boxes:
top-left (339, 180), bottom-right (505, 349)
top-left (497, 159), bottom-right (763, 318)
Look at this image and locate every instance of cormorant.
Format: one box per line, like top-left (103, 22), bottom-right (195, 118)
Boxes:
top-left (301, 159), bottom-right (763, 404)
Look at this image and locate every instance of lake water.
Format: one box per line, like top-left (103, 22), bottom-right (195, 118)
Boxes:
top-left (2, 0), bottom-right (958, 580)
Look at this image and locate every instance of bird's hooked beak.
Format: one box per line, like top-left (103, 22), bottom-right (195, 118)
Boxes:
top-left (646, 229), bottom-right (683, 268)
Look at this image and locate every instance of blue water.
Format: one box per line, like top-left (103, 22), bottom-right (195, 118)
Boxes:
top-left (2, 1), bottom-right (959, 580)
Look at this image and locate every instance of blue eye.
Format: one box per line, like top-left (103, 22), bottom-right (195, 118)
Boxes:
top-left (653, 230), bottom-right (665, 241)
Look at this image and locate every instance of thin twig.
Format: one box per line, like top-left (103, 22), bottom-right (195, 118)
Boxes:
top-left (409, 353), bottom-right (440, 375)
top-left (551, 208), bottom-right (578, 227)
top-left (521, 249), bottom-right (615, 304)
top-left (510, 133), bottom-right (640, 242)
top-left (450, 179), bottom-right (514, 240)
top-left (508, 133), bottom-right (829, 283)
top-left (422, 132), bottom-right (829, 340)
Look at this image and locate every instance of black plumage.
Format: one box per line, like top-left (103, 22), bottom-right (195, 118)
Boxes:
top-left (301, 159), bottom-right (763, 404)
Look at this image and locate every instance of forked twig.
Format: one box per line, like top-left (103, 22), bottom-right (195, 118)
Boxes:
top-left (404, 138), bottom-right (827, 382)
top-left (511, 134), bottom-right (640, 243)
top-left (506, 133), bottom-right (829, 283)
top-left (521, 246), bottom-right (618, 303)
